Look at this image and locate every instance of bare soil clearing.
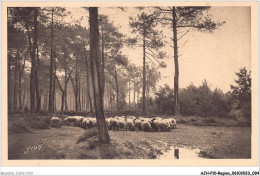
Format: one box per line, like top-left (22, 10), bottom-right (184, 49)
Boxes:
top-left (8, 124), bottom-right (251, 159)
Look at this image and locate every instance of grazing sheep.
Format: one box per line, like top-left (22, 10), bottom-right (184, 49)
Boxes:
top-left (134, 119), bottom-right (143, 130)
top-left (126, 118), bottom-right (135, 131)
top-left (115, 116), bottom-right (125, 121)
top-left (105, 118), bottom-right (112, 130)
top-left (110, 118), bottom-right (119, 130)
top-left (149, 119), bottom-right (157, 131)
top-left (73, 116), bottom-right (84, 127)
top-left (127, 116), bottom-right (136, 120)
top-left (64, 116), bottom-right (85, 127)
top-left (82, 118), bottom-right (91, 129)
top-left (154, 120), bottom-right (170, 132)
top-left (88, 118), bottom-right (96, 128)
top-left (51, 117), bottom-right (61, 123)
top-left (155, 117), bottom-right (163, 121)
top-left (168, 118), bottom-right (177, 128)
top-left (163, 118), bottom-right (177, 129)
top-left (141, 121), bottom-right (152, 132)
top-left (117, 119), bottom-right (127, 130)
top-left (51, 117), bottom-right (61, 128)
top-left (64, 116), bottom-right (77, 126)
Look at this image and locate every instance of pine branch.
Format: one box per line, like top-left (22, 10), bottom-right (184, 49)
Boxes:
top-left (178, 28), bottom-right (191, 41)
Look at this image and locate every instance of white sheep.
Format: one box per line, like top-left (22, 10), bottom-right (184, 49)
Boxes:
top-left (105, 118), bottom-right (112, 129)
top-left (64, 116), bottom-right (84, 126)
top-left (126, 118), bottom-right (135, 131)
top-left (154, 119), bottom-right (170, 132)
top-left (51, 117), bottom-right (61, 128)
top-left (51, 117), bottom-right (61, 123)
top-left (117, 119), bottom-right (127, 130)
top-left (88, 118), bottom-right (97, 128)
top-left (82, 117), bottom-right (91, 129)
top-left (141, 121), bottom-right (152, 132)
top-left (110, 118), bottom-right (119, 130)
top-left (134, 119), bottom-right (143, 130)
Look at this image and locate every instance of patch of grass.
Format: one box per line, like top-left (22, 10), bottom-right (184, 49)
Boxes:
top-left (77, 153), bottom-right (98, 159)
top-left (177, 119), bottom-right (188, 124)
top-left (76, 128), bottom-right (98, 144)
top-left (30, 120), bottom-right (50, 129)
top-left (124, 141), bottom-right (135, 150)
top-left (9, 122), bottom-right (32, 134)
top-left (203, 117), bottom-right (217, 124)
top-left (55, 152), bottom-right (66, 159)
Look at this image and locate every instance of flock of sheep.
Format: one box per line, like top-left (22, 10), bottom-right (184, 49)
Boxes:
top-left (51, 116), bottom-right (177, 132)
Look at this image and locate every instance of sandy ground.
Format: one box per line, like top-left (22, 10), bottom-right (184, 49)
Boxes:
top-left (8, 124), bottom-right (251, 159)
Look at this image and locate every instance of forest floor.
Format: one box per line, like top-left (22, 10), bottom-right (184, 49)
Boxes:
top-left (8, 116), bottom-right (251, 160)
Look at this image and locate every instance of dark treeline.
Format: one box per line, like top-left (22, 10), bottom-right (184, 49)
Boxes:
top-left (8, 7), bottom-right (142, 114)
top-left (144, 68), bottom-right (251, 121)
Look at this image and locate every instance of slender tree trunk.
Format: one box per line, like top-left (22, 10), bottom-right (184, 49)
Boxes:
top-left (115, 68), bottom-right (119, 111)
top-left (63, 52), bottom-right (69, 111)
top-left (18, 54), bottom-right (26, 110)
top-left (109, 83), bottom-right (111, 111)
top-left (22, 82), bottom-right (26, 108)
top-left (74, 57), bottom-right (79, 111)
top-left (137, 77), bottom-right (139, 108)
top-left (101, 27), bottom-right (105, 100)
top-left (8, 55), bottom-right (12, 112)
top-left (172, 7), bottom-right (180, 115)
top-left (142, 24), bottom-right (146, 114)
top-left (84, 47), bottom-right (93, 114)
top-left (53, 56), bottom-right (56, 112)
top-left (30, 7), bottom-right (38, 114)
top-left (134, 80), bottom-right (136, 110)
top-left (48, 9), bottom-right (54, 114)
top-left (129, 81), bottom-right (131, 110)
top-left (89, 7), bottom-right (110, 144)
top-left (17, 52), bottom-right (21, 110)
top-left (61, 92), bottom-right (65, 111)
top-left (35, 44), bottom-right (41, 112)
top-left (78, 79), bottom-right (81, 111)
top-left (13, 50), bottom-right (18, 111)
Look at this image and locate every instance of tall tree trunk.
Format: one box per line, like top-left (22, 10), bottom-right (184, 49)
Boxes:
top-left (134, 80), bottom-right (136, 110)
top-left (78, 79), bottom-right (81, 111)
top-left (101, 27), bottom-right (105, 100)
top-left (18, 53), bottom-right (26, 110)
top-left (30, 7), bottom-right (38, 114)
top-left (84, 47), bottom-right (93, 114)
top-left (137, 77), bottom-right (139, 109)
top-left (61, 92), bottom-right (65, 112)
top-left (48, 9), bottom-right (54, 114)
top-left (22, 81), bottom-right (26, 108)
top-left (115, 68), bottom-right (119, 111)
top-left (109, 83), bottom-right (112, 111)
top-left (89, 7), bottom-right (110, 144)
top-left (172, 7), bottom-right (180, 115)
top-left (13, 50), bottom-right (18, 111)
top-left (53, 55), bottom-right (56, 112)
top-left (17, 51), bottom-right (21, 110)
top-left (64, 57), bottom-right (68, 111)
top-left (74, 57), bottom-right (79, 111)
top-left (35, 44), bottom-right (41, 112)
top-left (142, 24), bottom-right (146, 114)
top-left (8, 55), bottom-right (12, 112)
top-left (129, 81), bottom-right (131, 110)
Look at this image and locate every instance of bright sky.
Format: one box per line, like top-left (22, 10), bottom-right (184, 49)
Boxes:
top-left (68, 6), bottom-right (251, 93)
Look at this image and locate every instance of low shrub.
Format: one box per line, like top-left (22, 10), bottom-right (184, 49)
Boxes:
top-left (30, 120), bottom-right (50, 129)
top-left (9, 122), bottom-right (32, 134)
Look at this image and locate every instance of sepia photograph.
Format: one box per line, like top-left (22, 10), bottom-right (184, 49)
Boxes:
top-left (1, 1), bottom-right (258, 168)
